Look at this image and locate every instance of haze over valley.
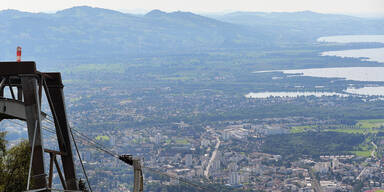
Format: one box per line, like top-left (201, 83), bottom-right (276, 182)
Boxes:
top-left (1, 5), bottom-right (384, 192)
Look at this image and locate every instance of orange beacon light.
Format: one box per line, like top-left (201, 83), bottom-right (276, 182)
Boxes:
top-left (17, 46), bottom-right (22, 62)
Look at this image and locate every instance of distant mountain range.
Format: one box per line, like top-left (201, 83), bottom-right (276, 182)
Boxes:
top-left (0, 6), bottom-right (383, 64)
top-left (212, 11), bottom-right (384, 42)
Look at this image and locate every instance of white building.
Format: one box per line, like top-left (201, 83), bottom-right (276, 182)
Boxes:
top-left (212, 158), bottom-right (221, 170)
top-left (320, 180), bottom-right (338, 191)
top-left (228, 162), bottom-right (238, 172)
top-left (194, 166), bottom-right (204, 177)
top-left (222, 131), bottom-right (231, 140)
top-left (109, 135), bottom-right (116, 146)
top-left (332, 158), bottom-right (340, 169)
top-left (155, 133), bottom-right (162, 145)
top-left (314, 162), bottom-right (331, 174)
top-left (229, 172), bottom-right (240, 185)
top-left (240, 172), bottom-right (250, 183)
top-left (201, 139), bottom-right (210, 147)
top-left (185, 154), bottom-right (193, 167)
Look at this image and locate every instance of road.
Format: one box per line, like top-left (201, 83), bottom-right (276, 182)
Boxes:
top-left (204, 136), bottom-right (221, 179)
top-left (357, 167), bottom-right (367, 180)
top-left (357, 141), bottom-right (377, 180)
top-left (309, 168), bottom-right (322, 192)
top-left (371, 141), bottom-right (377, 158)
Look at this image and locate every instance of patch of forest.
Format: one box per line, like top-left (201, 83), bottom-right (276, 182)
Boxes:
top-left (261, 132), bottom-right (366, 160)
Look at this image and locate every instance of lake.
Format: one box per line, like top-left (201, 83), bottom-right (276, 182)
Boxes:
top-left (249, 35), bottom-right (384, 98)
top-left (322, 48), bottom-right (384, 63)
top-left (255, 67), bottom-right (384, 82)
top-left (280, 67), bottom-right (384, 82)
top-left (318, 35), bottom-right (384, 63)
top-left (317, 35), bottom-right (384, 43)
top-left (245, 88), bottom-right (384, 99)
top-left (250, 67), bottom-right (384, 97)
top-left (277, 35), bottom-right (384, 81)
top-left (345, 86), bottom-right (384, 96)
top-left (245, 91), bottom-right (347, 98)
top-left (252, 67), bottom-right (384, 97)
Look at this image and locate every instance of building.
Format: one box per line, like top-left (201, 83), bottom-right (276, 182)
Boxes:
top-left (155, 133), bottom-right (162, 145)
top-left (229, 172), bottom-right (240, 185)
top-left (185, 154), bottom-right (193, 167)
top-left (109, 135), bottom-right (116, 146)
top-left (314, 162), bottom-right (331, 174)
top-left (222, 131), bottom-right (231, 140)
top-left (212, 158), bottom-right (221, 171)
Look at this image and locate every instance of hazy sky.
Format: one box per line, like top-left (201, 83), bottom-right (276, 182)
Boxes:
top-left (1, 0), bottom-right (384, 16)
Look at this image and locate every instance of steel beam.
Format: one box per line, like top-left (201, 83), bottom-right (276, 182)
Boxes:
top-left (21, 75), bottom-right (47, 189)
top-left (54, 156), bottom-right (67, 190)
top-left (0, 78), bottom-right (7, 98)
top-left (0, 98), bottom-right (26, 121)
top-left (133, 159), bottom-right (144, 192)
top-left (18, 86), bottom-right (23, 100)
top-left (0, 61), bottom-right (36, 76)
top-left (44, 73), bottom-right (79, 190)
top-left (48, 153), bottom-right (54, 189)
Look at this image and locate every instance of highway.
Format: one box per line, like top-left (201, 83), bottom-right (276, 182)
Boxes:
top-left (204, 136), bottom-right (221, 179)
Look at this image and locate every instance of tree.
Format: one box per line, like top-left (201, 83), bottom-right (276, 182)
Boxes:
top-left (0, 132), bottom-right (5, 153)
top-left (0, 132), bottom-right (7, 192)
top-left (0, 132), bottom-right (32, 192)
top-left (79, 178), bottom-right (89, 192)
top-left (3, 140), bottom-right (31, 192)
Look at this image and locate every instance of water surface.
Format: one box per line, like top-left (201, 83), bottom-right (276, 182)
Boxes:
top-left (279, 67), bottom-right (384, 82)
top-left (256, 67), bottom-right (384, 82)
top-left (318, 35), bottom-right (384, 63)
top-left (345, 87), bottom-right (384, 96)
top-left (322, 48), bottom-right (384, 63)
top-left (317, 35), bottom-right (384, 43)
top-left (245, 91), bottom-right (347, 98)
top-left (250, 35), bottom-right (384, 98)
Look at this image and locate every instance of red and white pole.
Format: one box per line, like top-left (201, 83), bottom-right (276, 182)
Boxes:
top-left (16, 46), bottom-right (22, 62)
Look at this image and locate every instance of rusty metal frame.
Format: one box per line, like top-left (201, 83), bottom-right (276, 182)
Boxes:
top-left (0, 61), bottom-right (79, 191)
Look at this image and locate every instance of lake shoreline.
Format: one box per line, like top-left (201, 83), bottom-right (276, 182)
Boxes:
top-left (318, 35), bottom-right (384, 64)
top-left (250, 35), bottom-right (384, 97)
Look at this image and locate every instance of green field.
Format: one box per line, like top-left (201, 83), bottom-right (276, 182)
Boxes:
top-left (352, 150), bottom-right (371, 157)
top-left (330, 119), bottom-right (384, 134)
top-left (64, 63), bottom-right (126, 73)
top-left (290, 119), bottom-right (384, 134)
top-left (357, 119), bottom-right (384, 129)
top-left (351, 137), bottom-right (376, 157)
top-left (327, 129), bottom-right (379, 134)
top-left (262, 132), bottom-right (366, 160)
top-left (290, 125), bottom-right (316, 133)
top-left (95, 135), bottom-right (110, 141)
top-left (174, 138), bottom-right (189, 145)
